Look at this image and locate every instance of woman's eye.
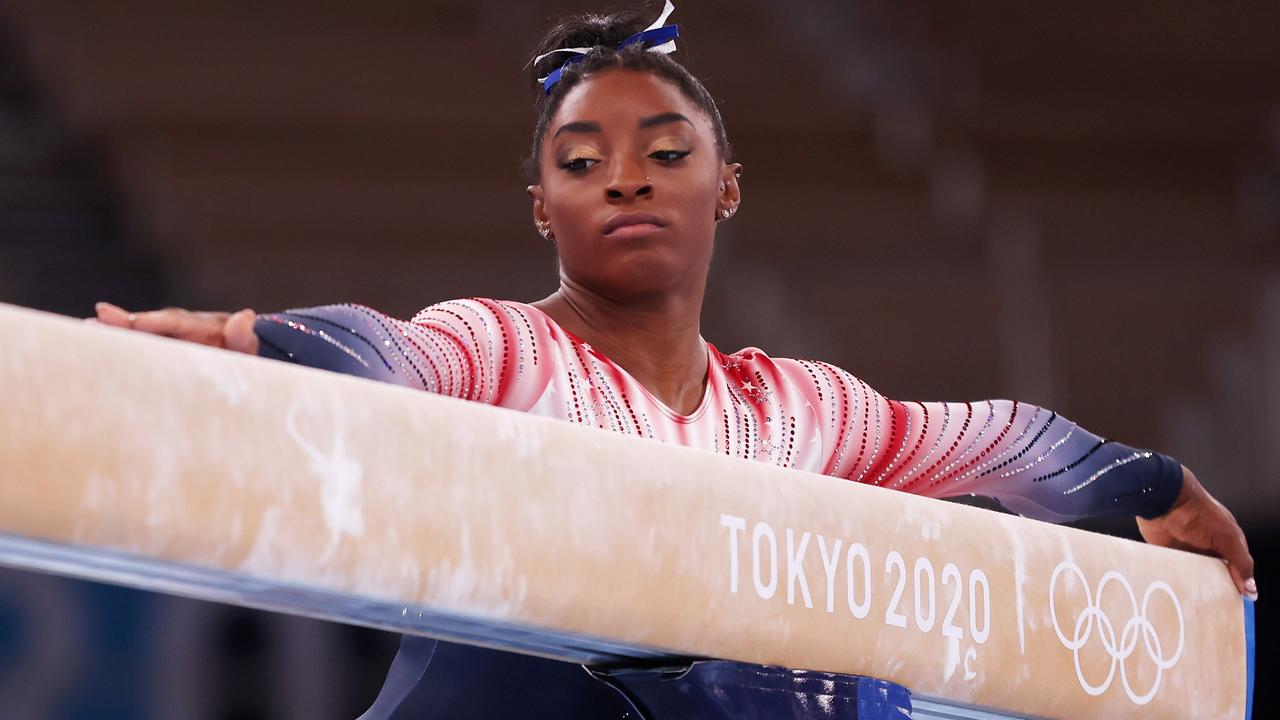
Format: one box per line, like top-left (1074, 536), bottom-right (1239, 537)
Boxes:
top-left (560, 157), bottom-right (598, 172)
top-left (651, 149), bottom-right (691, 162)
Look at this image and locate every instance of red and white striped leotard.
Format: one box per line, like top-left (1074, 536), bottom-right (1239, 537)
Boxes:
top-left (255, 297), bottom-right (1181, 522)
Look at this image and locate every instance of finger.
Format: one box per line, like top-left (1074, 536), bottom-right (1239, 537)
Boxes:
top-left (224, 309), bottom-right (259, 355)
top-left (94, 302), bottom-right (133, 329)
top-left (128, 309), bottom-right (186, 337)
top-left (1222, 529), bottom-right (1256, 599)
top-left (131, 309), bottom-right (220, 344)
top-left (1225, 562), bottom-right (1252, 599)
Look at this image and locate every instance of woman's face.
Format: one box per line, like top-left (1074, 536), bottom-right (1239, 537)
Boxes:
top-left (528, 69), bottom-right (740, 304)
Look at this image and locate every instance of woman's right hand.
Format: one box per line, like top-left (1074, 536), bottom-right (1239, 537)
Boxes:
top-left (92, 302), bottom-right (259, 355)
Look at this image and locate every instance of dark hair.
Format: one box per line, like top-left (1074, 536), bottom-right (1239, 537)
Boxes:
top-left (525, 4), bottom-right (733, 182)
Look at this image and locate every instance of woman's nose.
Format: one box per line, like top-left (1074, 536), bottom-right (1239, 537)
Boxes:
top-left (605, 163), bottom-right (652, 200)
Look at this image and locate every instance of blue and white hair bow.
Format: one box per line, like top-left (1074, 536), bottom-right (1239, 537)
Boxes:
top-left (531, 0), bottom-right (679, 96)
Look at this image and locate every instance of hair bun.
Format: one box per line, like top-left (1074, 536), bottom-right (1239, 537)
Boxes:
top-left (528, 7), bottom-right (654, 89)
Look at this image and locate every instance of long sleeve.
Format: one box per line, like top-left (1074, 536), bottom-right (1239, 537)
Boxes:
top-left (794, 360), bottom-right (1182, 523)
top-left (251, 302), bottom-right (1182, 523)
top-left (252, 299), bottom-right (549, 410)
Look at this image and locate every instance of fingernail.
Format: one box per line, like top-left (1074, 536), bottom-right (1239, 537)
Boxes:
top-left (1245, 578), bottom-right (1258, 600)
top-left (127, 313), bottom-right (137, 322)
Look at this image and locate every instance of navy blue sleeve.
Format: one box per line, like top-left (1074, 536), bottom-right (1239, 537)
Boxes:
top-left (254, 305), bottom-right (422, 387)
top-left (981, 437), bottom-right (1184, 522)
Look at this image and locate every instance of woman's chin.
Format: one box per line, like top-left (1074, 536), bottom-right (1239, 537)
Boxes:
top-left (571, 263), bottom-right (699, 302)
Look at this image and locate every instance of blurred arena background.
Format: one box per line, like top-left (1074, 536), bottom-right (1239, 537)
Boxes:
top-left (0, 1), bottom-right (1275, 717)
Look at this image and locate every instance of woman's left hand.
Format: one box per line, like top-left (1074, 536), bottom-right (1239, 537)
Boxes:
top-left (1136, 465), bottom-right (1256, 599)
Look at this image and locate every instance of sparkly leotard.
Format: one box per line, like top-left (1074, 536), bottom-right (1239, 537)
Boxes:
top-left (255, 297), bottom-right (1181, 522)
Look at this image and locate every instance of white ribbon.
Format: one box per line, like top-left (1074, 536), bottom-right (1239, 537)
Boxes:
top-left (532, 0), bottom-right (678, 83)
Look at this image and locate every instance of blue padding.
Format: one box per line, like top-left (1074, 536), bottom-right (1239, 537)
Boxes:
top-left (599, 661), bottom-right (912, 719)
top-left (1245, 597), bottom-right (1255, 720)
top-left (857, 676), bottom-right (914, 719)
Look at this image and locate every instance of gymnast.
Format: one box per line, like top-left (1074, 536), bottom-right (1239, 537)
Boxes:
top-left (91, 3), bottom-right (1253, 717)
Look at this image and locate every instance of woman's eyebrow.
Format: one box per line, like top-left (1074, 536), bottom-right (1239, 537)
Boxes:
top-left (637, 112), bottom-right (693, 129)
top-left (553, 121), bottom-right (602, 140)
top-left (552, 112), bottom-right (693, 140)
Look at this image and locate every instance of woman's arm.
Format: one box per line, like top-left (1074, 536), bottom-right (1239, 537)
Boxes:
top-left (94, 300), bottom-right (491, 395)
top-left (253, 303), bottom-right (468, 391)
top-left (254, 300), bottom-right (550, 411)
top-left (95, 299), bottom-right (540, 405)
top-left (800, 360), bottom-right (1255, 597)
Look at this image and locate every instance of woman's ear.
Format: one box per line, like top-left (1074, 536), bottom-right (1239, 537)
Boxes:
top-left (528, 184), bottom-right (554, 240)
top-left (718, 162), bottom-right (742, 213)
top-left (527, 184), bottom-right (547, 221)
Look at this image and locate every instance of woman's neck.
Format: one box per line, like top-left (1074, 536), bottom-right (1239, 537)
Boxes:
top-left (532, 284), bottom-right (709, 416)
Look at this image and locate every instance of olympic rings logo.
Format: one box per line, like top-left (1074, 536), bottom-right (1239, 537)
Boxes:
top-left (1048, 561), bottom-right (1185, 705)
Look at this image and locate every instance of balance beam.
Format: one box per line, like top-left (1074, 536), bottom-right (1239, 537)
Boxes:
top-left (0, 303), bottom-right (1252, 718)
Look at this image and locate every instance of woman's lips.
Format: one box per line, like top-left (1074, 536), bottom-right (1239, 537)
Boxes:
top-left (602, 212), bottom-right (669, 237)
top-left (604, 222), bottom-right (666, 239)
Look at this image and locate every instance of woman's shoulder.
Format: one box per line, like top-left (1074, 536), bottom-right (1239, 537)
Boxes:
top-left (408, 297), bottom-right (548, 325)
top-left (716, 344), bottom-right (845, 375)
top-left (716, 344), bottom-right (866, 388)
top-left (713, 346), bottom-right (873, 413)
top-left (408, 298), bottom-right (571, 350)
